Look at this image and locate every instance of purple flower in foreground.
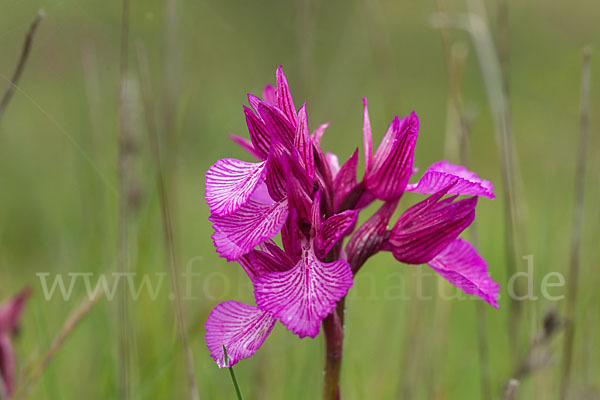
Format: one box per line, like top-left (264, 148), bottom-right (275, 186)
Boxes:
top-left (0, 288), bottom-right (29, 398)
top-left (204, 67), bottom-right (499, 369)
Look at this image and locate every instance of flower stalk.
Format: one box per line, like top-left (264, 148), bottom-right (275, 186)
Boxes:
top-left (323, 311), bottom-right (343, 400)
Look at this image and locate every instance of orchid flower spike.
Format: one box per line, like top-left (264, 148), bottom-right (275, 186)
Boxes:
top-left (204, 66), bottom-right (499, 368)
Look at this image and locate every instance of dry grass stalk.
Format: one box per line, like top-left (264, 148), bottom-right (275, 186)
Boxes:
top-left (504, 379), bottom-right (519, 400)
top-left (117, 0), bottom-right (133, 397)
top-left (433, 2), bottom-right (492, 397)
top-left (15, 289), bottom-right (104, 399)
top-left (136, 42), bottom-right (200, 400)
top-left (0, 9), bottom-right (44, 122)
top-left (560, 46), bottom-right (592, 400)
top-left (430, 0), bottom-right (525, 363)
top-left (501, 309), bottom-right (566, 398)
top-left (363, 0), bottom-right (400, 113)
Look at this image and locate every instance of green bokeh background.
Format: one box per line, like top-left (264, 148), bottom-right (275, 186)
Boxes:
top-left (0, 0), bottom-right (598, 399)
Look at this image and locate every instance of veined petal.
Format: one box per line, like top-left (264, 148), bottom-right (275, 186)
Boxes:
top-left (247, 93), bottom-right (262, 115)
top-left (310, 189), bottom-right (323, 233)
top-left (283, 150), bottom-right (314, 221)
top-left (294, 105), bottom-right (315, 178)
top-left (313, 142), bottom-right (334, 194)
top-left (258, 102), bottom-right (295, 150)
top-left (346, 200), bottom-right (398, 271)
top-left (332, 149), bottom-right (359, 211)
top-left (406, 161), bottom-right (495, 199)
top-left (254, 243), bottom-right (353, 338)
top-left (286, 172), bottom-right (312, 222)
top-left (276, 66), bottom-right (297, 127)
top-left (205, 301), bottom-right (276, 368)
top-left (387, 188), bottom-right (477, 264)
top-left (364, 112), bottom-right (419, 201)
top-left (264, 138), bottom-right (290, 201)
top-left (205, 159), bottom-right (267, 216)
top-left (229, 134), bottom-right (262, 160)
top-left (238, 243), bottom-right (295, 282)
top-left (316, 209), bottom-right (359, 258)
top-left (311, 122), bottom-right (329, 146)
top-left (428, 239), bottom-right (499, 308)
top-left (0, 335), bottom-right (15, 397)
top-left (255, 240), bottom-right (297, 272)
top-left (244, 106), bottom-right (270, 159)
top-left (281, 208), bottom-right (302, 257)
top-left (362, 97), bottom-right (372, 173)
top-left (211, 199), bottom-right (289, 261)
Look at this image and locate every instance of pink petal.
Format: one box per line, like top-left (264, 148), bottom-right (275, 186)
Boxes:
top-left (0, 288), bottom-right (30, 334)
top-left (332, 149), bottom-right (359, 211)
top-left (257, 101), bottom-right (295, 150)
top-left (286, 173), bottom-right (312, 221)
top-left (387, 187), bottom-right (476, 264)
top-left (362, 97), bottom-right (372, 173)
top-left (311, 122), bottom-right (329, 145)
top-left (294, 105), bottom-right (314, 178)
top-left (326, 153), bottom-right (341, 178)
top-left (243, 106), bottom-right (271, 159)
top-left (210, 199), bottom-right (289, 261)
top-left (428, 239), bottom-right (500, 308)
top-left (205, 301), bottom-right (276, 368)
top-left (249, 182), bottom-right (274, 204)
top-left (247, 93), bottom-right (263, 115)
top-left (205, 159), bottom-right (267, 217)
top-left (0, 335), bottom-right (14, 397)
top-left (364, 112), bottom-right (419, 201)
top-left (229, 134), bottom-right (262, 160)
top-left (316, 209), bottom-right (359, 258)
top-left (346, 200), bottom-right (398, 269)
top-left (264, 138), bottom-right (294, 202)
top-left (249, 246), bottom-right (295, 279)
top-left (254, 243), bottom-right (353, 338)
top-left (406, 161), bottom-right (495, 199)
top-left (276, 66), bottom-right (297, 127)
top-left (262, 84), bottom-right (277, 105)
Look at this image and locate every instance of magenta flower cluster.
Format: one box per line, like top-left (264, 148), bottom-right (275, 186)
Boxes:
top-left (0, 289), bottom-right (29, 398)
top-left (204, 67), bottom-right (499, 368)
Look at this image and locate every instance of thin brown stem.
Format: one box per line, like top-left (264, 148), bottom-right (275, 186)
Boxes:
top-left (136, 42), bottom-right (200, 400)
top-left (0, 10), bottom-right (44, 122)
top-left (322, 311), bottom-right (343, 400)
top-left (322, 244), bottom-right (347, 400)
top-left (560, 46), bottom-right (592, 400)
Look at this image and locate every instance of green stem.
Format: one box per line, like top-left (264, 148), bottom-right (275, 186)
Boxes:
top-left (223, 345), bottom-right (244, 400)
top-left (228, 367), bottom-right (243, 400)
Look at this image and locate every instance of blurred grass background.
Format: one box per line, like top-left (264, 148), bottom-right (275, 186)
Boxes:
top-left (0, 0), bottom-right (599, 399)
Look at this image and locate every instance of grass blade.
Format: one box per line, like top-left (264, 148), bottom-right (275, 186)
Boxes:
top-left (223, 346), bottom-right (244, 400)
